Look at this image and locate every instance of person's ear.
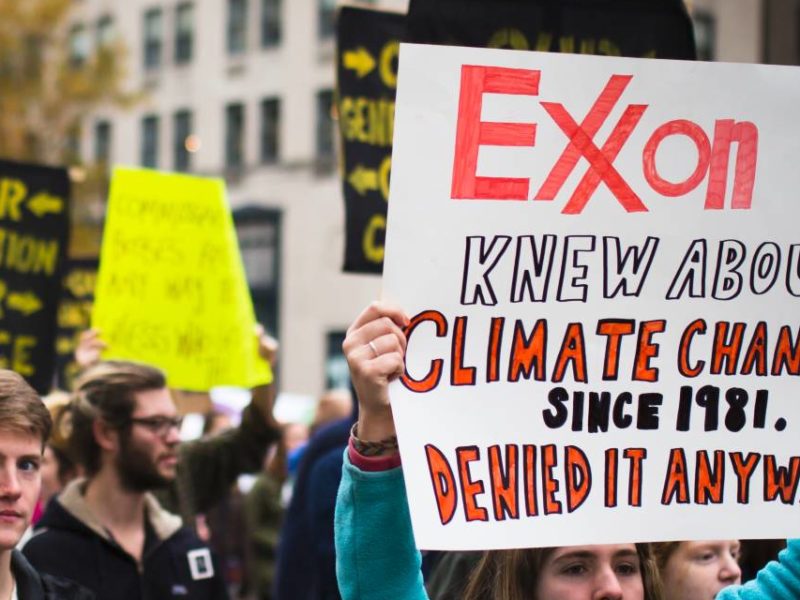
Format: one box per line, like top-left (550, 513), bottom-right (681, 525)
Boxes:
top-left (93, 419), bottom-right (120, 453)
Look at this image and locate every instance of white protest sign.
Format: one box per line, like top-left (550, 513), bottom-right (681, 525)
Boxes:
top-left (384, 44), bottom-right (800, 550)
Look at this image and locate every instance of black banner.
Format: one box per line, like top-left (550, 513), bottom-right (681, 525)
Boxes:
top-left (338, 6), bottom-right (405, 274)
top-left (0, 160), bottom-right (70, 393)
top-left (54, 258), bottom-right (97, 390)
top-left (339, 0), bottom-right (696, 273)
top-left (406, 0), bottom-right (696, 60)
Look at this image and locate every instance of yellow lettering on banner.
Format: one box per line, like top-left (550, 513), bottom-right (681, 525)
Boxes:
top-left (379, 155), bottom-right (391, 202)
top-left (535, 32), bottom-right (553, 52)
top-left (362, 214), bottom-right (386, 264)
top-left (487, 28), bottom-right (530, 51)
top-left (598, 39), bottom-right (622, 56)
top-left (64, 269), bottom-right (97, 298)
top-left (379, 41), bottom-right (400, 89)
top-left (12, 336), bottom-right (35, 376)
top-left (580, 38), bottom-right (596, 55)
top-left (0, 331), bottom-right (36, 375)
top-left (58, 301), bottom-right (91, 329)
top-left (485, 31), bottom-right (641, 57)
top-left (91, 168), bottom-right (272, 391)
top-left (0, 178), bottom-right (27, 222)
top-left (339, 96), bottom-right (395, 147)
top-left (0, 228), bottom-right (59, 276)
top-left (56, 335), bottom-right (75, 355)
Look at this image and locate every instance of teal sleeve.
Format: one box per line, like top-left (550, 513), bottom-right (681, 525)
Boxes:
top-left (717, 539), bottom-right (800, 600)
top-left (335, 452), bottom-right (428, 600)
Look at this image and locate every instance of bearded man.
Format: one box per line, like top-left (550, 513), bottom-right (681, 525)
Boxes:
top-left (23, 362), bottom-right (228, 599)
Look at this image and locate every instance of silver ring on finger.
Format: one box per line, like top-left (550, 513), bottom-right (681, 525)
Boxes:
top-left (368, 340), bottom-right (379, 358)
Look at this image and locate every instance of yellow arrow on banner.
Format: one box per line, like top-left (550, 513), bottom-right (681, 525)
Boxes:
top-left (348, 165), bottom-right (379, 196)
top-left (7, 291), bottom-right (43, 316)
top-left (343, 47), bottom-right (376, 78)
top-left (28, 192), bottom-right (64, 217)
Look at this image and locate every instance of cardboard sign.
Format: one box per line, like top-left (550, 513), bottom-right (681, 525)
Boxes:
top-left (338, 6), bottom-right (405, 273)
top-left (54, 258), bottom-right (98, 390)
top-left (406, 0), bottom-right (696, 60)
top-left (385, 44), bottom-right (800, 550)
top-left (0, 160), bottom-right (70, 393)
top-left (92, 168), bottom-right (271, 391)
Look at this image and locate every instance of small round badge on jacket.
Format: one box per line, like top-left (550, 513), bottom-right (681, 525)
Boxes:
top-left (187, 548), bottom-right (214, 580)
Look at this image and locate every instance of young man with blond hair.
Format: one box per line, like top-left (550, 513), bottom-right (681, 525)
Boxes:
top-left (0, 370), bottom-right (92, 599)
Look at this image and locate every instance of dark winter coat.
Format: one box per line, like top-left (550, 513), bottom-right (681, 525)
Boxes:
top-left (22, 481), bottom-right (228, 600)
top-left (10, 550), bottom-right (94, 600)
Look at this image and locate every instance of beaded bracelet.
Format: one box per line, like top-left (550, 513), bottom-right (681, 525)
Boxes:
top-left (350, 422), bottom-right (399, 457)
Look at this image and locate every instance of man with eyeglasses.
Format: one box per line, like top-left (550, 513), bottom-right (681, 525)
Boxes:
top-left (66, 327), bottom-right (281, 530)
top-left (22, 361), bottom-right (229, 599)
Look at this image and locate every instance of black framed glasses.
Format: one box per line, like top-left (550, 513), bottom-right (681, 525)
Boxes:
top-left (128, 415), bottom-right (183, 437)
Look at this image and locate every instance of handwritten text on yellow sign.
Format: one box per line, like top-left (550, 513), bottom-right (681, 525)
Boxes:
top-left (92, 169), bottom-right (271, 391)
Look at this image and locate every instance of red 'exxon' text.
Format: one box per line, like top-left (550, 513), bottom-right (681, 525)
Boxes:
top-left (450, 66), bottom-right (759, 213)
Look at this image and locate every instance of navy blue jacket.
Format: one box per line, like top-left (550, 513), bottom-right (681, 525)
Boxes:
top-left (273, 416), bottom-right (353, 599)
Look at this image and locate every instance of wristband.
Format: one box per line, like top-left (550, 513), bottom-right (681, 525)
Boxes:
top-left (350, 422), bottom-right (398, 457)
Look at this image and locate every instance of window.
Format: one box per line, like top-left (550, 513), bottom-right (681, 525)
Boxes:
top-left (66, 123), bottom-right (82, 163)
top-left (315, 89), bottom-right (334, 164)
top-left (261, 0), bottom-right (281, 48)
top-left (96, 16), bottom-right (115, 48)
top-left (225, 103), bottom-right (245, 169)
top-left (234, 207), bottom-right (282, 342)
top-left (317, 0), bottom-right (371, 39)
top-left (173, 110), bottom-right (193, 172)
top-left (227, 0), bottom-right (247, 55)
top-left (141, 115), bottom-right (159, 168)
top-left (692, 12), bottom-right (715, 61)
top-left (143, 8), bottom-right (163, 70)
top-left (175, 3), bottom-right (194, 64)
top-left (318, 0), bottom-right (336, 39)
top-left (326, 331), bottom-right (350, 390)
top-left (69, 24), bottom-right (89, 67)
top-left (260, 98), bottom-right (280, 164)
top-left (23, 35), bottom-right (43, 75)
top-left (94, 120), bottom-right (111, 164)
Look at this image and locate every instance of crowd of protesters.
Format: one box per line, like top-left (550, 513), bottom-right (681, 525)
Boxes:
top-left (0, 303), bottom-right (797, 599)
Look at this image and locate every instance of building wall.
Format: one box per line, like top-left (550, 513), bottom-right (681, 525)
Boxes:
top-left (763, 0), bottom-right (800, 64)
top-left (70, 0), bottom-right (409, 397)
top-left (689, 0), bottom-right (764, 62)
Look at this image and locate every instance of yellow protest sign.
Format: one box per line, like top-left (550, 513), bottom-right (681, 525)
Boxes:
top-left (92, 168), bottom-right (272, 391)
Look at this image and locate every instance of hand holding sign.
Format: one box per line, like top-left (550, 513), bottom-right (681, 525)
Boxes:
top-left (343, 302), bottom-right (408, 442)
top-left (74, 328), bottom-right (106, 370)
